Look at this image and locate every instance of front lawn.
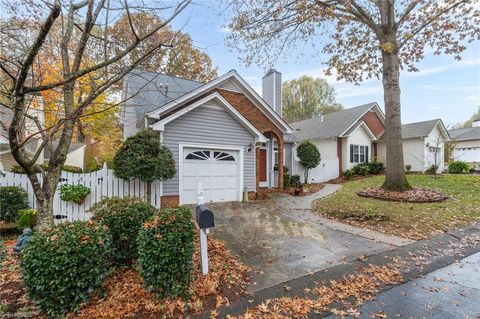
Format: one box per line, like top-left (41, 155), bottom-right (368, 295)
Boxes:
top-left (314, 174), bottom-right (480, 240)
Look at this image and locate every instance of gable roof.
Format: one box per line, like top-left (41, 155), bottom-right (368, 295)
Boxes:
top-left (123, 69), bottom-right (204, 123)
top-left (290, 102), bottom-right (381, 140)
top-left (401, 119), bottom-right (448, 139)
top-left (448, 127), bottom-right (480, 141)
top-left (151, 92), bottom-right (267, 142)
top-left (144, 70), bottom-right (292, 133)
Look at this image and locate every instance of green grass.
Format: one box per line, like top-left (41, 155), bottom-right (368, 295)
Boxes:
top-left (314, 174), bottom-right (480, 240)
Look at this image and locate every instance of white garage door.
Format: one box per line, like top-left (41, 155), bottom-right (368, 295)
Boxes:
top-left (181, 148), bottom-right (240, 204)
top-left (455, 147), bottom-right (480, 163)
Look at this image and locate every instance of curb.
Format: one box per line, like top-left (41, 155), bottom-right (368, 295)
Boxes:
top-left (195, 223), bottom-right (480, 318)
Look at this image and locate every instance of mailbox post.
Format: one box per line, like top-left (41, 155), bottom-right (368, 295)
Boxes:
top-left (196, 184), bottom-right (214, 275)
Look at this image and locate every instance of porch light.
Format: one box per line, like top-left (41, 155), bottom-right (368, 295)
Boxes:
top-left (247, 143), bottom-right (254, 152)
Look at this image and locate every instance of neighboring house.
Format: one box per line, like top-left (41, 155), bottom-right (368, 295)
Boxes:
top-left (43, 141), bottom-right (87, 170)
top-left (0, 101), bottom-right (86, 172)
top-left (121, 68), bottom-right (293, 205)
top-left (377, 119), bottom-right (450, 173)
top-left (448, 120), bottom-right (480, 165)
top-left (289, 103), bottom-right (385, 182)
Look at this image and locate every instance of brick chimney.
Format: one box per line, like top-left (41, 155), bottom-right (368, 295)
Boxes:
top-left (262, 69), bottom-right (282, 117)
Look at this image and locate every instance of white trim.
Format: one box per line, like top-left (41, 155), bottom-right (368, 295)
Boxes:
top-left (343, 121), bottom-right (377, 140)
top-left (146, 70), bottom-right (292, 134)
top-left (339, 103), bottom-right (385, 138)
top-left (178, 142), bottom-right (244, 205)
top-left (150, 92), bottom-right (267, 143)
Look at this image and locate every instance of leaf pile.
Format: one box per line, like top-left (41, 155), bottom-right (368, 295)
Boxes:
top-left (358, 187), bottom-right (448, 203)
top-left (227, 264), bottom-right (403, 319)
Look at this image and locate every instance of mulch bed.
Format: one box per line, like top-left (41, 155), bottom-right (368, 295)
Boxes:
top-left (285, 183), bottom-right (325, 196)
top-left (0, 236), bottom-right (251, 319)
top-left (357, 187), bottom-right (449, 203)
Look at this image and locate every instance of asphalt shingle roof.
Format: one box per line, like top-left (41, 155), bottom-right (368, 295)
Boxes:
top-left (289, 102), bottom-right (377, 140)
top-left (401, 119), bottom-right (442, 139)
top-left (448, 126), bottom-right (480, 141)
top-left (124, 69), bottom-right (205, 121)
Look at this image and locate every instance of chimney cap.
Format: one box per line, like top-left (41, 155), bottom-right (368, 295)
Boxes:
top-left (263, 68), bottom-right (281, 78)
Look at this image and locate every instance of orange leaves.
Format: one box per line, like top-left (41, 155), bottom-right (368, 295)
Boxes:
top-left (230, 264), bottom-right (403, 319)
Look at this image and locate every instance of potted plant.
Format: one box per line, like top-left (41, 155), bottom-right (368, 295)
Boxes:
top-left (59, 184), bottom-right (91, 204)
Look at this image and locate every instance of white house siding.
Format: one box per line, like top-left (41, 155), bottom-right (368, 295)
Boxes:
top-left (284, 143), bottom-right (293, 172)
top-left (162, 102), bottom-right (256, 196)
top-left (402, 139), bottom-right (426, 172)
top-left (292, 138), bottom-right (339, 183)
top-left (453, 139), bottom-right (480, 163)
top-left (0, 152), bottom-right (17, 171)
top-left (64, 146), bottom-right (86, 169)
top-left (424, 125), bottom-right (445, 172)
top-left (345, 125), bottom-right (373, 170)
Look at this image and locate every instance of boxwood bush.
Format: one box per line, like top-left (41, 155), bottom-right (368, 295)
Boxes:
top-left (21, 221), bottom-right (112, 318)
top-left (0, 186), bottom-right (30, 223)
top-left (138, 206), bottom-right (195, 299)
top-left (17, 209), bottom-right (37, 230)
top-left (90, 197), bottom-right (157, 264)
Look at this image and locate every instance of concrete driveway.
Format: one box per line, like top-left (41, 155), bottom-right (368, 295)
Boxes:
top-left (207, 185), bottom-right (410, 291)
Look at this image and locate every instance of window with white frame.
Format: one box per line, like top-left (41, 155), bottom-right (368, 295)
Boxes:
top-left (350, 144), bottom-right (369, 163)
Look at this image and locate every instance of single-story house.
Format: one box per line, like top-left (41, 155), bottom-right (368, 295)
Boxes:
top-left (43, 141), bottom-right (87, 170)
top-left (289, 103), bottom-right (386, 182)
top-left (448, 120), bottom-right (480, 165)
top-left (377, 119), bottom-right (450, 173)
top-left (121, 68), bottom-right (293, 205)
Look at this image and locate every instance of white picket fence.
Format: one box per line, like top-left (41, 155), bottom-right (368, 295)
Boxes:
top-left (0, 164), bottom-right (162, 224)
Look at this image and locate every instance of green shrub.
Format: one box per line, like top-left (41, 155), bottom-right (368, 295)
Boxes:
top-left (138, 206), bottom-right (195, 299)
top-left (352, 163), bottom-right (370, 175)
top-left (289, 175), bottom-right (301, 188)
top-left (17, 209), bottom-right (37, 230)
top-left (448, 161), bottom-right (470, 174)
top-left (0, 240), bottom-right (6, 263)
top-left (59, 184), bottom-right (91, 204)
top-left (426, 164), bottom-right (438, 174)
top-left (0, 186), bottom-right (30, 223)
top-left (21, 221), bottom-right (112, 318)
top-left (366, 161), bottom-right (384, 174)
top-left (359, 165), bottom-right (370, 176)
top-left (90, 197), bottom-right (157, 264)
top-left (405, 164), bottom-right (412, 172)
top-left (343, 169), bottom-right (354, 180)
top-left (283, 173), bottom-right (291, 190)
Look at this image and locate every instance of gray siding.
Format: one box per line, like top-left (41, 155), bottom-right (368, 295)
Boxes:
top-left (162, 102), bottom-right (256, 195)
top-left (284, 143), bottom-right (293, 173)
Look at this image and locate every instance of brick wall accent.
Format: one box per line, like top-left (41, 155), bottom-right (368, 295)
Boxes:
top-left (337, 138), bottom-right (343, 176)
top-left (161, 195), bottom-right (179, 208)
top-left (361, 111), bottom-right (385, 138)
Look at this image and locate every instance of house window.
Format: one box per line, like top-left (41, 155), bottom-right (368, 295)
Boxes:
top-left (185, 151), bottom-right (210, 160)
top-left (350, 144), bottom-right (369, 163)
top-left (214, 151), bottom-right (235, 161)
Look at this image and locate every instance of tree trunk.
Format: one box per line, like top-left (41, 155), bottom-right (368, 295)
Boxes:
top-left (381, 48), bottom-right (411, 191)
top-left (146, 182), bottom-right (152, 203)
top-left (304, 169), bottom-right (308, 184)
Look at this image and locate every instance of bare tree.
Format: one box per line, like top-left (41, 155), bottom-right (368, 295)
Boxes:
top-left (0, 0), bottom-right (191, 228)
top-left (226, 0), bottom-right (480, 191)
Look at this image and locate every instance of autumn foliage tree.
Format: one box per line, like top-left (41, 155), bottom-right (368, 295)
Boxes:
top-left (283, 76), bottom-right (342, 123)
top-left (0, 0), bottom-right (191, 228)
top-left (227, 0), bottom-right (480, 191)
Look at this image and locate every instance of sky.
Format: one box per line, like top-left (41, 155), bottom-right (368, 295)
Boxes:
top-left (167, 1), bottom-right (480, 127)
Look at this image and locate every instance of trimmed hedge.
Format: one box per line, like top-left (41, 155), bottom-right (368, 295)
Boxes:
top-left (0, 186), bottom-right (30, 223)
top-left (448, 161), bottom-right (470, 174)
top-left (21, 221), bottom-right (112, 318)
top-left (90, 197), bottom-right (157, 264)
top-left (138, 206), bottom-right (195, 299)
top-left (343, 169), bottom-right (354, 180)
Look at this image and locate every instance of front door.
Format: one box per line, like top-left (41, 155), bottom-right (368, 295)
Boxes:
top-left (259, 148), bottom-right (267, 187)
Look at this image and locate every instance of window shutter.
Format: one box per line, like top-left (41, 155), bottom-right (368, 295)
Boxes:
top-left (350, 144), bottom-right (354, 163)
top-left (366, 146), bottom-right (369, 163)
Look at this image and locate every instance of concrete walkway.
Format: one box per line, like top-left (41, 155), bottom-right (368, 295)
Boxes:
top-left (271, 184), bottom-right (415, 247)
